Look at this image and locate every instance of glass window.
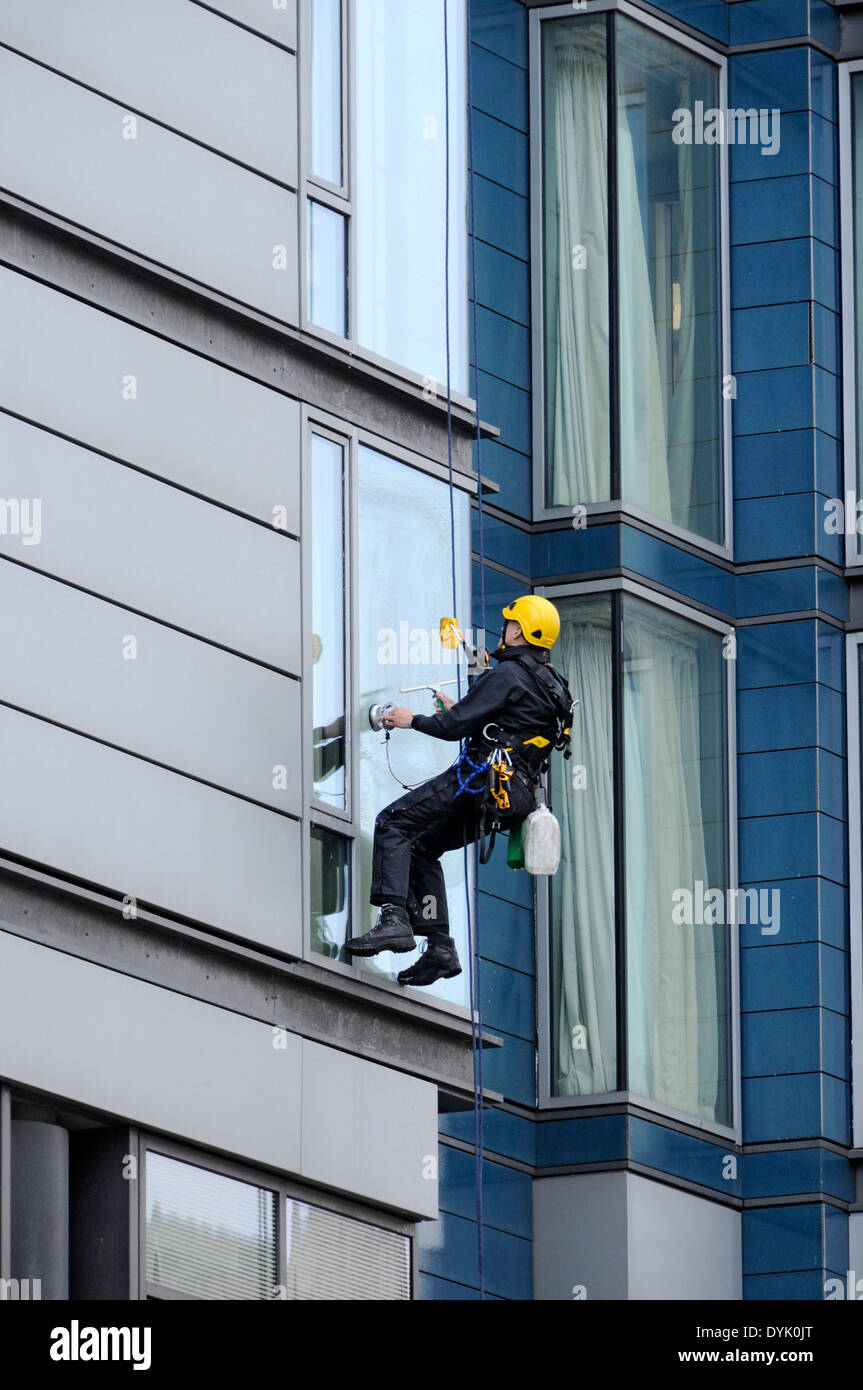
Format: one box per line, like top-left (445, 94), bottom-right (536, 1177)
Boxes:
top-left (357, 445), bottom-right (471, 1007)
top-left (145, 1152), bottom-right (278, 1300)
top-left (310, 823), bottom-right (350, 961)
top-left (550, 593), bottom-right (617, 1096)
top-left (851, 73), bottom-right (863, 561)
top-left (542, 12), bottom-right (723, 544)
top-left (284, 1198), bottom-right (410, 1299)
top-left (311, 0), bottom-right (343, 186)
top-left (308, 201), bottom-right (347, 337)
top-left (355, 0), bottom-right (468, 390)
top-left (310, 434), bottom-right (347, 809)
top-left (550, 592), bottom-right (730, 1126)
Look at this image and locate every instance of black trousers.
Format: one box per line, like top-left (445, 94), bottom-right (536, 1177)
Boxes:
top-left (369, 764), bottom-right (535, 933)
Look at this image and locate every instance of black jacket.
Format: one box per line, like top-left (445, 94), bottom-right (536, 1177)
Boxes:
top-left (411, 646), bottom-right (573, 775)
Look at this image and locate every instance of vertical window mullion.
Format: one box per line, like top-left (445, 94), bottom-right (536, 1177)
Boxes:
top-left (607, 10), bottom-right (621, 504)
top-left (612, 589), bottom-right (627, 1094)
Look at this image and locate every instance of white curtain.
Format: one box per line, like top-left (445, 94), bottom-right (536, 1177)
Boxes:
top-left (547, 30), bottom-right (698, 527)
top-left (551, 598), bottom-right (616, 1094)
top-left (547, 29), bottom-right (610, 506)
top-left (623, 607), bottom-right (722, 1122)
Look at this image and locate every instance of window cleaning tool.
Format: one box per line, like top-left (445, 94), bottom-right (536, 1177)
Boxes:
top-left (368, 679), bottom-right (459, 731)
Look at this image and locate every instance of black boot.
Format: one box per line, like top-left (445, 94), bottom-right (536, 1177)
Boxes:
top-left (397, 935), bottom-right (462, 987)
top-left (345, 904), bottom-right (416, 956)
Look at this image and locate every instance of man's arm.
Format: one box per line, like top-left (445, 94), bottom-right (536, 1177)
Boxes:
top-left (406, 667), bottom-right (515, 742)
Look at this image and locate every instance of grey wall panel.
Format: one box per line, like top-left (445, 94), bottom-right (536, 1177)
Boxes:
top-left (0, 50), bottom-right (298, 321)
top-left (534, 1172), bottom-right (741, 1301)
top-left (534, 1173), bottom-right (629, 1302)
top-left (0, 705), bottom-right (300, 951)
top-left (200, 0), bottom-right (297, 50)
top-left (0, 2), bottom-right (297, 185)
top-left (300, 1039), bottom-right (439, 1220)
top-left (0, 932), bottom-right (439, 1218)
top-left (0, 931), bottom-right (303, 1179)
top-left (626, 1173), bottom-right (741, 1301)
top-left (0, 270), bottom-right (300, 530)
top-left (0, 412), bottom-right (300, 674)
top-left (0, 560), bottom-right (299, 812)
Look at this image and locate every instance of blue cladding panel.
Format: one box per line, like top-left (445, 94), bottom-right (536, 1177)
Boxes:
top-left (735, 878), bottom-right (843, 950)
top-left (473, 177), bottom-right (529, 262)
top-left (471, 110), bottom-right (527, 195)
top-left (649, 0), bottom-right (728, 42)
top-left (732, 303), bottom-right (809, 373)
top-left (738, 749), bottom-right (816, 817)
top-left (734, 494), bottom-right (816, 562)
top-left (473, 371), bottom-right (531, 454)
top-left (737, 685), bottom-right (818, 753)
top-left (532, 523), bottom-right (620, 578)
top-left (438, 1108), bottom-right (535, 1166)
top-left (744, 1270), bottom-right (833, 1299)
top-left (742, 1008), bottom-right (822, 1076)
top-left (735, 566), bottom-right (817, 618)
top-left (482, 1029), bottom-right (535, 1105)
top-left (730, 174), bottom-right (812, 246)
top-left (743, 1204), bottom-right (833, 1275)
top-left (729, 0), bottom-right (809, 45)
top-left (438, 1145), bottom-right (532, 1239)
top-left (471, 241), bottom-right (531, 327)
top-left (629, 1118), bottom-right (741, 1196)
top-left (476, 441), bottom-right (531, 518)
top-left (731, 240), bottom-right (812, 309)
top-left (535, 1115), bottom-right (626, 1168)
top-left (741, 943), bottom-right (825, 1012)
top-left (620, 529), bottom-right (733, 614)
top-left (470, 43), bottom-right (528, 132)
top-left (470, 0), bottom-right (528, 69)
top-left (733, 430), bottom-right (815, 501)
top-left (417, 1272), bottom-right (486, 1300)
top-left (473, 305), bottom-right (530, 391)
top-left (479, 892), bottom-right (534, 976)
top-left (729, 112), bottom-right (816, 184)
top-left (480, 959), bottom-right (535, 1042)
top-left (729, 49), bottom-right (811, 115)
top-left (737, 622), bottom-right (817, 689)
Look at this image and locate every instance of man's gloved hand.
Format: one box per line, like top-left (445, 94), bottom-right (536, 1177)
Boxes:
top-left (381, 705), bottom-right (415, 729)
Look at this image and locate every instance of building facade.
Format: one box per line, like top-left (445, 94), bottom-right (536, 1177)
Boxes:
top-left (0, 0), bottom-right (861, 1301)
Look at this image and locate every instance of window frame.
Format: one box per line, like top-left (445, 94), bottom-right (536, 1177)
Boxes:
top-left (529, 0), bottom-right (732, 557)
top-left (839, 61), bottom-right (863, 573)
top-left (136, 1130), bottom-right (415, 1300)
top-left (535, 576), bottom-right (740, 1141)
top-left (298, 0), bottom-right (474, 407)
top-left (301, 405), bottom-right (479, 1023)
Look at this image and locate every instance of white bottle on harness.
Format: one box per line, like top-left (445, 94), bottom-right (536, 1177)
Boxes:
top-left (522, 797), bottom-right (561, 876)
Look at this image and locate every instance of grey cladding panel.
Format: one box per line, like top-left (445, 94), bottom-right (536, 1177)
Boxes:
top-left (0, 704), bottom-right (300, 952)
top-left (0, 269), bottom-right (300, 530)
top-left (0, 412), bottom-right (300, 674)
top-left (0, 49), bottom-right (297, 321)
top-left (199, 0), bottom-right (297, 50)
top-left (0, 560), bottom-right (300, 812)
top-left (0, 0), bottom-right (297, 185)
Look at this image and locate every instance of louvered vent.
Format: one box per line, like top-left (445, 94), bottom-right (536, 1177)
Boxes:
top-left (146, 1152), bottom-right (278, 1300)
top-left (283, 1198), bottom-right (411, 1300)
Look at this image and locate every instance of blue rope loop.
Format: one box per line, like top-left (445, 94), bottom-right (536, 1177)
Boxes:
top-left (454, 744), bottom-right (488, 798)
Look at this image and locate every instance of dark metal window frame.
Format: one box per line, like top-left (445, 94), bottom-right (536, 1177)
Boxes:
top-left (530, 0), bottom-right (732, 556)
top-left (536, 578), bottom-right (739, 1140)
top-left (136, 1131), bottom-right (416, 1301)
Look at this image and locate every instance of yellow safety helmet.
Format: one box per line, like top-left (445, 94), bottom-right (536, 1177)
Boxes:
top-left (502, 595), bottom-right (560, 650)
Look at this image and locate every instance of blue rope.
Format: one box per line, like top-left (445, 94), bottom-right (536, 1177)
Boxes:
top-left (444, 0), bottom-right (486, 1299)
top-left (454, 746), bottom-right (487, 797)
